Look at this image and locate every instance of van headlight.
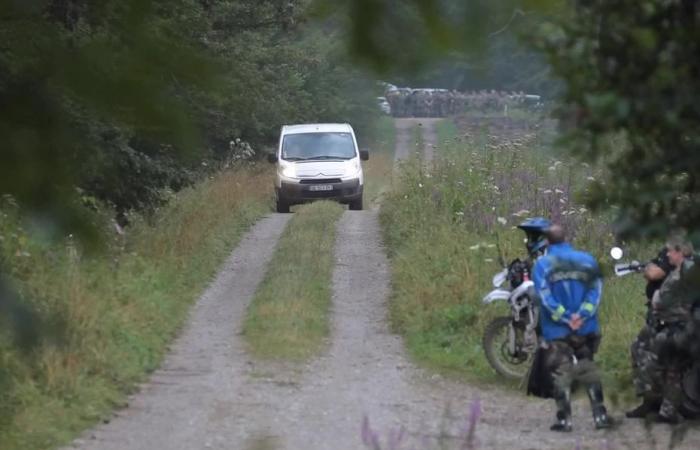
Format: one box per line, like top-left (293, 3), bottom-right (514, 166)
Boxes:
top-left (280, 166), bottom-right (296, 178)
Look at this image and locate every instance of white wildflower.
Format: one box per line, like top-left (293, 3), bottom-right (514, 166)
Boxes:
top-left (586, 176), bottom-right (596, 181)
top-left (512, 209), bottom-right (530, 217)
top-left (543, 189), bottom-right (553, 194)
top-left (418, 183), bottom-right (423, 188)
top-left (497, 217), bottom-right (507, 225)
top-left (485, 258), bottom-right (494, 263)
top-left (555, 188), bottom-right (564, 194)
top-left (455, 211), bottom-right (465, 216)
top-left (469, 244), bottom-right (480, 251)
top-left (579, 207), bottom-right (588, 214)
top-left (559, 198), bottom-right (567, 204)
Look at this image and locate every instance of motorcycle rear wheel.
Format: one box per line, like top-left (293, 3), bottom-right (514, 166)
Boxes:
top-left (483, 316), bottom-right (533, 380)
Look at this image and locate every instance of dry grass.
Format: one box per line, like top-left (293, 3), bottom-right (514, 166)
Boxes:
top-left (0, 164), bottom-right (272, 450)
top-left (244, 201), bottom-right (343, 360)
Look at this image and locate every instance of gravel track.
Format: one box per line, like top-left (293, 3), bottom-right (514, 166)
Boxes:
top-left (63, 121), bottom-right (700, 450)
top-left (394, 118), bottom-right (441, 165)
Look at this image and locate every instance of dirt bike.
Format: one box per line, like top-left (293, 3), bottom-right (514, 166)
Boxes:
top-left (611, 246), bottom-right (700, 418)
top-left (482, 258), bottom-right (539, 380)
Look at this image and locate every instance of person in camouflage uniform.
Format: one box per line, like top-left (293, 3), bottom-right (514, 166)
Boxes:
top-left (631, 237), bottom-right (696, 423)
top-left (626, 248), bottom-right (673, 418)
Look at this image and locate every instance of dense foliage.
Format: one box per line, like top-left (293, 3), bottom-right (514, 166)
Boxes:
top-left (317, 0), bottom-right (556, 94)
top-left (0, 0), bottom-right (380, 227)
top-left (536, 0), bottom-right (700, 242)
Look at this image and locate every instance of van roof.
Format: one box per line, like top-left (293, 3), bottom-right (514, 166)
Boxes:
top-left (281, 123), bottom-right (354, 135)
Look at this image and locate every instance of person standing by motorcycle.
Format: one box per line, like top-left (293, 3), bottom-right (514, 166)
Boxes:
top-left (517, 217), bottom-right (552, 262)
top-left (533, 224), bottom-right (612, 432)
top-left (626, 248), bottom-right (673, 418)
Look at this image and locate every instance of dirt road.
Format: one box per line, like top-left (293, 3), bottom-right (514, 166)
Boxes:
top-left (394, 118), bottom-right (441, 165)
top-left (65, 120), bottom-right (700, 450)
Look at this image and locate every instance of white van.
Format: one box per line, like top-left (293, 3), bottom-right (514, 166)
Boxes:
top-left (267, 123), bottom-right (369, 213)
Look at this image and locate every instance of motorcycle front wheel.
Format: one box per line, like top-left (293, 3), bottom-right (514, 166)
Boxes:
top-left (482, 316), bottom-right (533, 380)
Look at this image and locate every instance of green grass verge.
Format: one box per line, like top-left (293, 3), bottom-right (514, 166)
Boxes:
top-left (0, 167), bottom-right (271, 450)
top-left (244, 201), bottom-right (344, 360)
top-left (363, 115), bottom-right (397, 207)
top-left (381, 115), bottom-right (652, 403)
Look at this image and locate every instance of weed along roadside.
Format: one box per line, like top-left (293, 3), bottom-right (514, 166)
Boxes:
top-left (361, 116), bottom-right (396, 207)
top-left (380, 113), bottom-right (648, 399)
top-left (0, 167), bottom-right (271, 450)
top-left (244, 201), bottom-right (344, 360)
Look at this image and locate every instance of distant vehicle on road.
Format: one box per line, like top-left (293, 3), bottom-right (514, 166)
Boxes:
top-left (376, 96), bottom-right (392, 115)
top-left (267, 123), bottom-right (369, 213)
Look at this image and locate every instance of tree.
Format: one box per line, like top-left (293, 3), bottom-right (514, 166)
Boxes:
top-left (536, 0), bottom-right (700, 242)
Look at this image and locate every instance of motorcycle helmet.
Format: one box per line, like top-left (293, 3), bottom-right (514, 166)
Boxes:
top-left (517, 217), bottom-right (552, 257)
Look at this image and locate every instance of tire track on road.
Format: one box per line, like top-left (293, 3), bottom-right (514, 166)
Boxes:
top-left (394, 118), bottom-right (441, 167)
top-left (64, 214), bottom-right (291, 450)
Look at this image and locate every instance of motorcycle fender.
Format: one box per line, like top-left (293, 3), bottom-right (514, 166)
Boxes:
top-left (482, 288), bottom-right (512, 304)
top-left (509, 280), bottom-right (534, 302)
top-left (492, 269), bottom-right (508, 287)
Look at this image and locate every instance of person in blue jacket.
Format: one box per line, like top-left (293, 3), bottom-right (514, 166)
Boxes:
top-left (533, 224), bottom-right (612, 432)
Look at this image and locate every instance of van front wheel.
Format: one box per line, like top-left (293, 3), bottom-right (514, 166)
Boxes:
top-left (348, 197), bottom-right (363, 211)
top-left (276, 200), bottom-right (290, 213)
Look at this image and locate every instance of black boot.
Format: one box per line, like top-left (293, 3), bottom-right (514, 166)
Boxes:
top-left (587, 383), bottom-right (613, 429)
top-left (626, 396), bottom-right (661, 419)
top-left (657, 399), bottom-right (682, 424)
top-left (551, 389), bottom-right (573, 432)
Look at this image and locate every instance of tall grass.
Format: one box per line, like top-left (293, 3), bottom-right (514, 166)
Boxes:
top-left (363, 115), bottom-right (397, 207)
top-left (0, 166), bottom-right (271, 450)
top-left (381, 114), bottom-right (651, 400)
top-left (244, 201), bottom-right (343, 360)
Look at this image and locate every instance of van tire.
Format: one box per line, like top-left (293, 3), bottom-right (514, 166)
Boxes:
top-left (276, 200), bottom-right (290, 213)
top-left (349, 197), bottom-right (363, 211)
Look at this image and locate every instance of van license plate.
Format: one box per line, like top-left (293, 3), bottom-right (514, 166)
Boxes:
top-left (309, 184), bottom-right (333, 192)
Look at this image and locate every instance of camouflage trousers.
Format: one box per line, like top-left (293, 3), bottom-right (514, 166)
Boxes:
top-left (630, 323), bottom-right (687, 416)
top-left (545, 334), bottom-right (602, 393)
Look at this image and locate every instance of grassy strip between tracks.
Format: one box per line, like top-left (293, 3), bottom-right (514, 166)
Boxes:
top-left (0, 167), bottom-right (271, 450)
top-left (244, 201), bottom-right (344, 360)
top-left (380, 112), bottom-right (651, 404)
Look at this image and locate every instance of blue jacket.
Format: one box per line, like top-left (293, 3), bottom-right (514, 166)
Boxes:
top-left (533, 242), bottom-right (602, 342)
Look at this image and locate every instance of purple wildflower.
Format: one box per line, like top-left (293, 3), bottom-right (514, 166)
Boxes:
top-left (461, 397), bottom-right (482, 450)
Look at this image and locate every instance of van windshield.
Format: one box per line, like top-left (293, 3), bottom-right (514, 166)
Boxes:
top-left (282, 132), bottom-right (356, 161)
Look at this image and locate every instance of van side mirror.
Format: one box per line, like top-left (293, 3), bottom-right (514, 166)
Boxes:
top-left (267, 153), bottom-right (278, 163)
top-left (360, 150), bottom-right (369, 161)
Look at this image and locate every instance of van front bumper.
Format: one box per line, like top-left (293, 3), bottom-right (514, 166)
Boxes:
top-left (277, 178), bottom-right (362, 204)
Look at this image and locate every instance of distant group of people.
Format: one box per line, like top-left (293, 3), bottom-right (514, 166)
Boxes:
top-left (383, 85), bottom-right (541, 118)
top-left (515, 218), bottom-right (698, 431)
